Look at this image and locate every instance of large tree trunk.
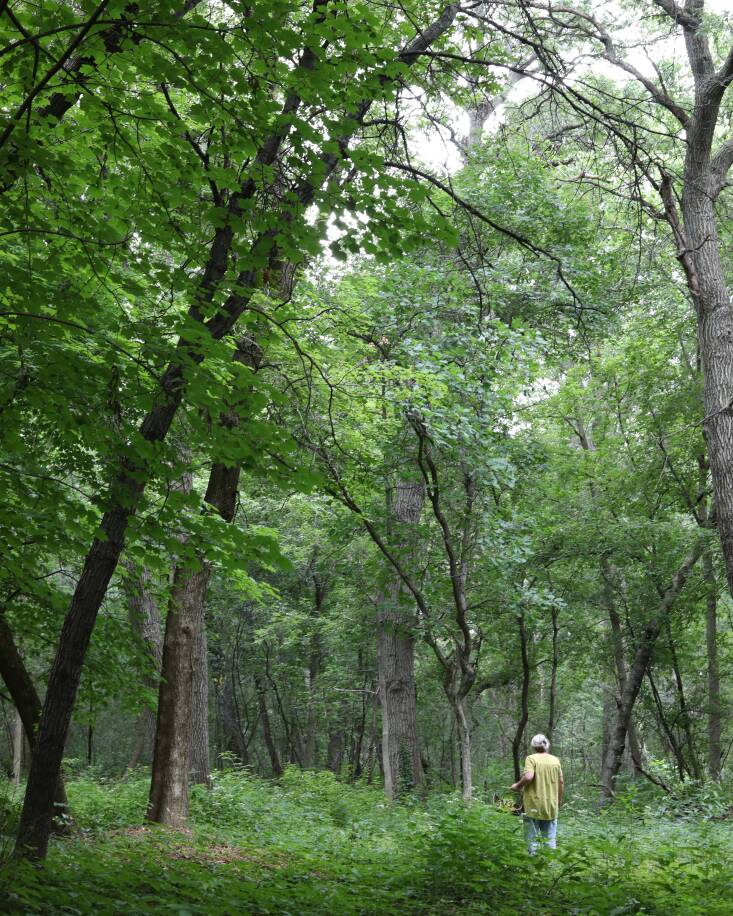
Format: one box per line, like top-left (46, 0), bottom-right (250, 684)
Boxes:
top-left (189, 622), bottom-right (211, 786)
top-left (681, 177), bottom-right (733, 598)
top-left (377, 587), bottom-right (423, 797)
top-left (600, 538), bottom-right (704, 803)
top-left (377, 480), bottom-right (425, 799)
top-left (703, 550), bottom-right (722, 779)
top-left (147, 557), bottom-right (212, 826)
top-left (654, 16), bottom-right (733, 599)
top-left (452, 695), bottom-right (473, 803)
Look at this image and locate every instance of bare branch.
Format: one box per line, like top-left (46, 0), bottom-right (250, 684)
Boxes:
top-left (552, 4), bottom-right (689, 125)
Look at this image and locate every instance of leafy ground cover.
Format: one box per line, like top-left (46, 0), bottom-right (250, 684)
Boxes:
top-left (2, 769), bottom-right (732, 915)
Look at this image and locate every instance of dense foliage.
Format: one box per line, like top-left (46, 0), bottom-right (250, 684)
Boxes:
top-left (2, 0), bottom-right (733, 909)
top-left (4, 769), bottom-right (733, 915)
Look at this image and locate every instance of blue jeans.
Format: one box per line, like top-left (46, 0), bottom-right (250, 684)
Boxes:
top-left (523, 816), bottom-right (557, 854)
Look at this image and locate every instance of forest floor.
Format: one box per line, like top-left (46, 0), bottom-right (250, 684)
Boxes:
top-left (1, 768), bottom-right (732, 915)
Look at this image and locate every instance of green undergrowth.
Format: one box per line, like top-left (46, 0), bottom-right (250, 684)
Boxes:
top-left (2, 768), bottom-right (733, 914)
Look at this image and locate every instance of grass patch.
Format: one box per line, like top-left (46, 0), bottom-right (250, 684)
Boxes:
top-left (2, 768), bottom-right (733, 914)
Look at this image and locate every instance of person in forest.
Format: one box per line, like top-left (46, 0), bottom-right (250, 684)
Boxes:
top-left (510, 733), bottom-right (564, 854)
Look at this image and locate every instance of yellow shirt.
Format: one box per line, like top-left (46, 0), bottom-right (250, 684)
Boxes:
top-left (522, 753), bottom-right (562, 820)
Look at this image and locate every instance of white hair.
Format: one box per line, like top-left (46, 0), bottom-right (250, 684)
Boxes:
top-left (531, 733), bottom-right (550, 751)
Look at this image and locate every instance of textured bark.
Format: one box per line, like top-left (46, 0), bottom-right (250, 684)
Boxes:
top-left (189, 622), bottom-right (210, 786)
top-left (703, 549), bottom-right (722, 778)
top-left (649, 11), bottom-right (733, 599)
top-left (147, 557), bottom-right (212, 826)
top-left (377, 481), bottom-right (425, 799)
top-left (452, 697), bottom-right (473, 802)
top-left (147, 460), bottom-right (210, 826)
top-left (683, 196), bottom-right (733, 594)
top-left (15, 3), bottom-right (461, 858)
top-left (600, 538), bottom-right (704, 803)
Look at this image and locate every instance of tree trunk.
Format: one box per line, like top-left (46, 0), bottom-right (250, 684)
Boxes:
top-left (302, 641), bottom-right (321, 769)
top-left (599, 537), bottom-right (704, 803)
top-left (452, 696), bottom-right (473, 802)
top-left (350, 660), bottom-right (370, 780)
top-left (703, 549), bottom-right (722, 779)
top-left (683, 184), bottom-right (733, 599)
top-left (146, 558), bottom-right (211, 827)
top-left (189, 621), bottom-right (210, 786)
top-left (601, 682), bottom-right (616, 777)
top-left (511, 611), bottom-right (531, 783)
top-left (255, 674), bottom-right (283, 778)
top-left (377, 588), bottom-right (423, 798)
top-left (377, 480), bottom-right (424, 800)
top-left (547, 604), bottom-right (559, 740)
top-left (303, 572), bottom-right (326, 769)
top-left (326, 726), bottom-right (344, 774)
top-left (365, 689), bottom-right (379, 784)
top-left (11, 708), bottom-right (22, 787)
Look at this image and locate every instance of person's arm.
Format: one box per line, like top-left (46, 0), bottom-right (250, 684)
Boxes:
top-left (511, 758), bottom-right (535, 792)
top-left (558, 771), bottom-right (564, 806)
top-left (510, 770), bottom-right (534, 792)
